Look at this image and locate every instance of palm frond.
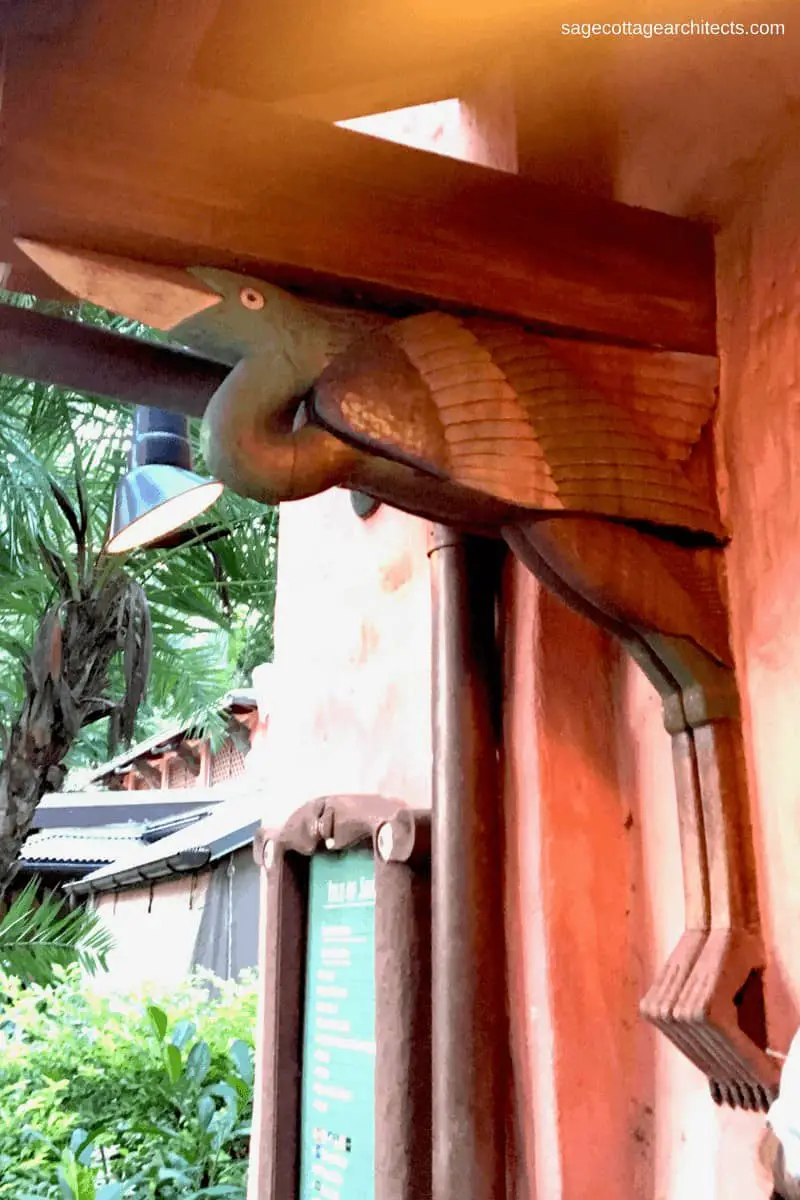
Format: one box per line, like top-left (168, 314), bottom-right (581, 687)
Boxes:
top-left (0, 880), bottom-right (113, 985)
top-left (0, 305), bottom-right (278, 785)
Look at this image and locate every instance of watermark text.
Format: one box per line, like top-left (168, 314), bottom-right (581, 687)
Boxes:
top-left (561, 19), bottom-right (785, 38)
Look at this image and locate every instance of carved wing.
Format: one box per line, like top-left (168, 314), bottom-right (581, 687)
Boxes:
top-left (311, 312), bottom-right (725, 540)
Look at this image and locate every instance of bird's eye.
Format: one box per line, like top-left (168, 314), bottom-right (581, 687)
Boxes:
top-left (239, 286), bottom-right (266, 310)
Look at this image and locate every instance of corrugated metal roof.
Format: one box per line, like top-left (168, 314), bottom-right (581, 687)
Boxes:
top-left (22, 806), bottom-right (217, 868)
top-left (33, 790), bottom-right (226, 830)
top-left (67, 794), bottom-right (264, 894)
top-left (22, 824), bottom-right (147, 865)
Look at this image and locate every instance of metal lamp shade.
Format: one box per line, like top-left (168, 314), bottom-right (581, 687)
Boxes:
top-left (105, 407), bottom-right (223, 554)
top-left (106, 466), bottom-right (223, 554)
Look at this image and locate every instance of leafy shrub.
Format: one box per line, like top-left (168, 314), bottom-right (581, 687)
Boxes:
top-left (0, 965), bottom-right (257, 1198)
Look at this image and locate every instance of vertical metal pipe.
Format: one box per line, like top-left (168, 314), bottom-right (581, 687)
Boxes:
top-left (428, 525), bottom-right (506, 1200)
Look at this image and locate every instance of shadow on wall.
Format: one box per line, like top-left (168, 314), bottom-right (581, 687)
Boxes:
top-left (192, 845), bottom-right (261, 981)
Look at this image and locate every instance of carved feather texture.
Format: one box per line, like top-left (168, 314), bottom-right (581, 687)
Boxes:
top-left (516, 336), bottom-right (718, 463)
top-left (314, 312), bottom-right (724, 539)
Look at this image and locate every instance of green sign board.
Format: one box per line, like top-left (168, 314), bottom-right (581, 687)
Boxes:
top-left (299, 849), bottom-right (376, 1200)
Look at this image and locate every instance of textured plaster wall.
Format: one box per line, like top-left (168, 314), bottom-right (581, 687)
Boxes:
top-left (715, 131), bottom-right (800, 1191)
top-left (503, 567), bottom-right (656, 1199)
top-left (261, 491), bottom-right (433, 826)
top-left (503, 108), bottom-right (800, 1200)
top-left (590, 124), bottom-right (800, 1200)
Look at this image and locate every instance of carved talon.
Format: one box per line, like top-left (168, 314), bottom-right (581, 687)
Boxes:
top-left (655, 1018), bottom-right (720, 1081)
top-left (641, 931), bottom-right (721, 1077)
top-left (685, 1011), bottom-right (763, 1090)
top-left (640, 931), bottom-right (707, 1023)
top-left (643, 930), bottom-right (779, 1108)
top-left (671, 929), bottom-right (779, 1107)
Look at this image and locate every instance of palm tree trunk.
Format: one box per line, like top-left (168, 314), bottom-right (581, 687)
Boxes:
top-left (0, 687), bottom-right (69, 890)
top-left (0, 567), bottom-right (150, 892)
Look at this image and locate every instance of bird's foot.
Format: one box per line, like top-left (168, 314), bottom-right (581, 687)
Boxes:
top-left (640, 930), bottom-right (734, 1082)
top-left (672, 928), bottom-right (779, 1112)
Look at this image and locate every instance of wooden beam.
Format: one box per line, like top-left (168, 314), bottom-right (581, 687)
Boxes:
top-left (188, 0), bottom-right (791, 110)
top-left (7, 0), bottom-right (222, 80)
top-left (176, 744), bottom-right (202, 778)
top-left (193, 0), bottom-right (529, 104)
top-left (1, 68), bottom-right (716, 353)
top-left (4, 0), bottom-right (475, 120)
top-left (132, 759), bottom-right (163, 788)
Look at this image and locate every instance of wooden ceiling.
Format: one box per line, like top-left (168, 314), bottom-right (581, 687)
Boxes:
top-left (0, 0), bottom-right (795, 355)
top-left (7, 0), bottom-right (795, 208)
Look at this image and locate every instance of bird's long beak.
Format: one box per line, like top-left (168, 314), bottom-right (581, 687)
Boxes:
top-left (14, 240), bottom-right (222, 330)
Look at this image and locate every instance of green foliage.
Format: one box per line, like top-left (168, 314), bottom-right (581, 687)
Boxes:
top-left (0, 294), bottom-right (278, 772)
top-left (0, 965), bottom-right (257, 1199)
top-left (0, 882), bottom-right (113, 985)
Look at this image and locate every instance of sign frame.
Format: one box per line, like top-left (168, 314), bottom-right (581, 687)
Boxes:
top-left (251, 795), bottom-right (432, 1200)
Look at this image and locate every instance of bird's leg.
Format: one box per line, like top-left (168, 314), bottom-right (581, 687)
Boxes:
top-left (623, 639), bottom-right (726, 1086)
top-left (631, 635), bottom-right (762, 1106)
top-left (627, 637), bottom-right (768, 1107)
top-left (645, 635), bottom-right (780, 1111)
top-left (503, 525), bottom-right (719, 1080)
top-left (505, 520), bottom-right (777, 1107)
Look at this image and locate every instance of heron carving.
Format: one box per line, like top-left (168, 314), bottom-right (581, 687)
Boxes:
top-left (19, 240), bottom-right (778, 1110)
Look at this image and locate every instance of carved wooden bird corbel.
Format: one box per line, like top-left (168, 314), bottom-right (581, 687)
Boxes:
top-left (18, 240), bottom-right (779, 1111)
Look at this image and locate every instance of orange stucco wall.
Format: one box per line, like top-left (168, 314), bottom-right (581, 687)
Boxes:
top-left (504, 126), bottom-right (800, 1199)
top-left (715, 137), bottom-right (800, 1192)
top-left (252, 103), bottom-right (800, 1199)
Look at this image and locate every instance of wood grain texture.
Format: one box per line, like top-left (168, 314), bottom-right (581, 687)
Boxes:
top-left (313, 314), bottom-right (724, 539)
top-left (0, 66), bottom-right (716, 353)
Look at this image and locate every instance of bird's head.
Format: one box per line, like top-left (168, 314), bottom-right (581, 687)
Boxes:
top-left (169, 265), bottom-right (334, 375)
top-left (16, 241), bottom-right (373, 504)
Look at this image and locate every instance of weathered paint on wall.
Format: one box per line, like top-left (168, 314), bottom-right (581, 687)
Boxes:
top-left (261, 491), bottom-right (433, 824)
top-left (505, 117), bottom-right (800, 1200)
top-left (716, 134), bottom-right (800, 1000)
top-left (714, 130), bottom-right (800, 1195)
top-left (496, 73), bottom-right (800, 1200)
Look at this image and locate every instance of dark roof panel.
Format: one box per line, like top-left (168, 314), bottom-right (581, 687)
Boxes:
top-left (67, 797), bottom-right (263, 895)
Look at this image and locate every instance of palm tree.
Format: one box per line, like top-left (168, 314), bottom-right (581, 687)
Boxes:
top-left (0, 299), bottom-right (277, 892)
top-left (0, 879), bottom-right (113, 984)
